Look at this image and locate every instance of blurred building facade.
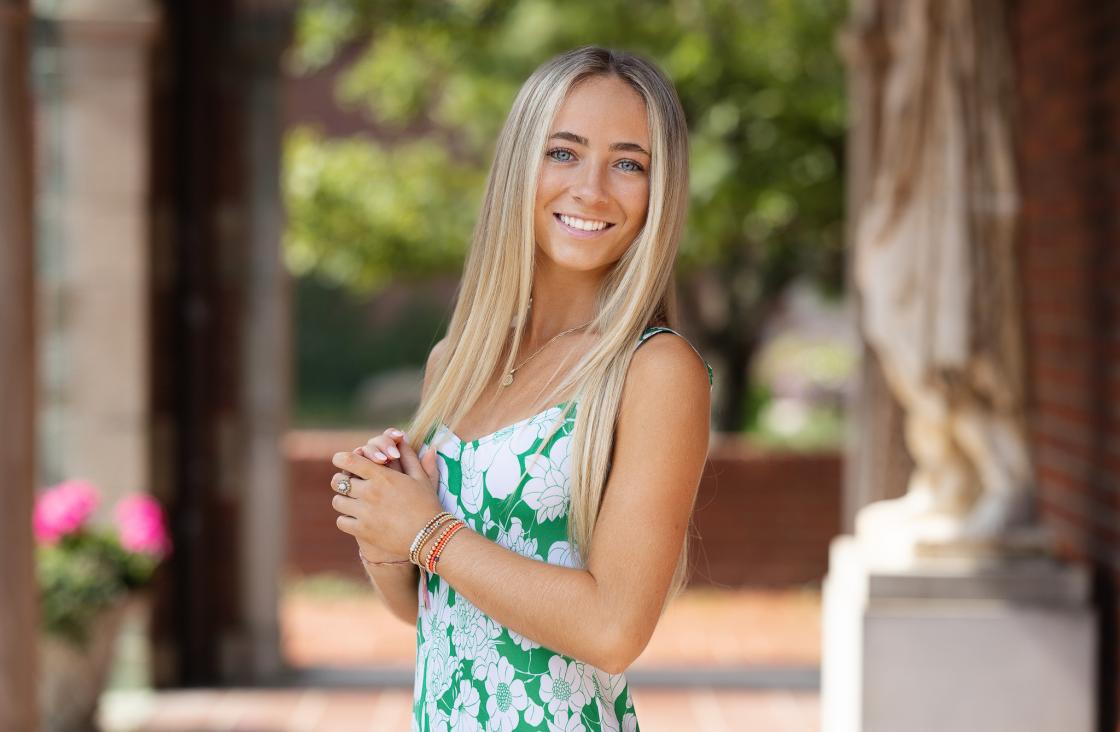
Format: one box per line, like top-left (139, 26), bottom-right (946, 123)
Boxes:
top-left (1011, 0), bottom-right (1120, 726)
top-left (27, 0), bottom-right (297, 688)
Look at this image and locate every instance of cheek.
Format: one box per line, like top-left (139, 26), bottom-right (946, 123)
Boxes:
top-left (620, 184), bottom-right (650, 230)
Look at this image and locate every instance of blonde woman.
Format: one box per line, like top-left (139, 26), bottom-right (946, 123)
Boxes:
top-left (329, 45), bottom-right (713, 731)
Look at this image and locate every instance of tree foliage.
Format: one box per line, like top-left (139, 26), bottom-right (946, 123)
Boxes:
top-left (284, 0), bottom-right (848, 429)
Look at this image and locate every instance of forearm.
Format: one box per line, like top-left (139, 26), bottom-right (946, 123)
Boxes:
top-left (430, 526), bottom-right (623, 672)
top-left (362, 560), bottom-right (420, 626)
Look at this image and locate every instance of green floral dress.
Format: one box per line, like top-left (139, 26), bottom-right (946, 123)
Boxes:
top-left (413, 327), bottom-right (713, 732)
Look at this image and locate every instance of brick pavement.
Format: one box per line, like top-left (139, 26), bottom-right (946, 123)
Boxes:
top-left (101, 584), bottom-right (823, 731)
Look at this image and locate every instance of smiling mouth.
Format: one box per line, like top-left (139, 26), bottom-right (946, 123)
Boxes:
top-left (554, 212), bottom-right (616, 234)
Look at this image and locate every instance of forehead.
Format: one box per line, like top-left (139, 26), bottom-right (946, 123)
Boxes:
top-left (551, 75), bottom-right (650, 149)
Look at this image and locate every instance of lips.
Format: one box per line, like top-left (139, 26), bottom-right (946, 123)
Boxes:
top-left (553, 212), bottom-right (616, 238)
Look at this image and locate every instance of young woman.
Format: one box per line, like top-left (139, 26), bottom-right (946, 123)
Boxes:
top-left (329, 45), bottom-right (713, 731)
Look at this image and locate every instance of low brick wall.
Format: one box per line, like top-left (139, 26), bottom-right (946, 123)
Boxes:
top-left (284, 430), bottom-right (842, 589)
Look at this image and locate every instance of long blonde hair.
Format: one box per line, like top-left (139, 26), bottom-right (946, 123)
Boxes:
top-left (406, 45), bottom-right (696, 610)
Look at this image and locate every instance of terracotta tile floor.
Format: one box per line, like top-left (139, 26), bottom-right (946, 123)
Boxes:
top-left (280, 581), bottom-right (822, 669)
top-left (103, 581), bottom-right (823, 731)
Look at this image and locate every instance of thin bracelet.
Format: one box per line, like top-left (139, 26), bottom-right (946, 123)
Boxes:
top-left (357, 548), bottom-right (412, 567)
top-left (411, 514), bottom-right (458, 565)
top-left (425, 521), bottom-right (465, 573)
top-left (426, 520), bottom-right (467, 573)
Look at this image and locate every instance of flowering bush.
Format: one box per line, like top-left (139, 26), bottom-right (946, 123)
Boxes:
top-left (34, 479), bottom-right (172, 647)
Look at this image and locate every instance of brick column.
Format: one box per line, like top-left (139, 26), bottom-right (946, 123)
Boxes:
top-left (0, 0), bottom-right (38, 729)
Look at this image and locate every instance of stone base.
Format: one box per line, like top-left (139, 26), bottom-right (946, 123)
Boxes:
top-left (821, 534), bottom-right (1096, 732)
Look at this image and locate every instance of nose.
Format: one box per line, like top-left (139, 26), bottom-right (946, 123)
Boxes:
top-left (570, 161), bottom-right (608, 207)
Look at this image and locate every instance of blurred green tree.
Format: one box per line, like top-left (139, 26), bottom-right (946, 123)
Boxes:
top-left (284, 0), bottom-right (847, 430)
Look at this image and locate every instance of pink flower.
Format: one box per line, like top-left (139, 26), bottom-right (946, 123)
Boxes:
top-left (114, 494), bottom-right (172, 558)
top-left (33, 479), bottom-right (100, 544)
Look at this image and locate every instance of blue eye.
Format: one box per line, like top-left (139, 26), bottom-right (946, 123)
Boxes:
top-left (617, 159), bottom-right (645, 173)
top-left (547, 148), bottom-right (575, 162)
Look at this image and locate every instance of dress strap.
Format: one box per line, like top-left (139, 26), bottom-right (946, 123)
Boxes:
top-left (636, 326), bottom-right (714, 388)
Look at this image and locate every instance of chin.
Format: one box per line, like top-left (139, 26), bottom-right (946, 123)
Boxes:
top-left (537, 241), bottom-right (618, 272)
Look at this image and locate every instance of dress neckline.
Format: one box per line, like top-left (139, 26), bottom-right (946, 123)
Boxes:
top-left (438, 399), bottom-right (575, 447)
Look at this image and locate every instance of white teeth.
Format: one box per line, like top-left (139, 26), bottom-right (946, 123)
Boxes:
top-left (558, 213), bottom-right (609, 231)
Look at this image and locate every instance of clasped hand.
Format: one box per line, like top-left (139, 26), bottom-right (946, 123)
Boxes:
top-left (329, 429), bottom-right (443, 562)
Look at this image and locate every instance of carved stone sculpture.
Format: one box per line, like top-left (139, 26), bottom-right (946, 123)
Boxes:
top-left (846, 0), bottom-right (1051, 563)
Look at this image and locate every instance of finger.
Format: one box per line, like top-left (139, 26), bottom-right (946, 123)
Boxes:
top-left (396, 437), bottom-right (424, 481)
top-left (335, 514), bottom-right (358, 536)
top-left (332, 451), bottom-right (377, 481)
top-left (421, 441), bottom-right (439, 481)
top-left (357, 444), bottom-right (390, 465)
top-left (331, 492), bottom-right (356, 515)
top-left (365, 435), bottom-right (401, 462)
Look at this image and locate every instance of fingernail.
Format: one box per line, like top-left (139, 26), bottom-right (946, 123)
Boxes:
top-left (389, 429), bottom-right (403, 437)
top-left (388, 446), bottom-right (400, 459)
top-left (373, 451), bottom-right (387, 461)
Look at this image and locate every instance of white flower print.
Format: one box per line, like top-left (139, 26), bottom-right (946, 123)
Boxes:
top-left (435, 452), bottom-right (454, 511)
top-left (460, 446), bottom-right (485, 514)
top-left (509, 405), bottom-right (571, 454)
top-left (496, 517), bottom-right (539, 559)
top-left (524, 699), bottom-right (545, 726)
top-left (425, 634), bottom-right (454, 700)
top-left (522, 435), bottom-right (571, 523)
top-left (425, 692), bottom-right (451, 732)
top-left (429, 429), bottom-right (461, 461)
top-left (481, 443), bottom-right (521, 501)
top-left (539, 655), bottom-right (589, 717)
top-left (506, 625), bottom-right (540, 652)
top-left (483, 657), bottom-right (528, 732)
top-left (449, 679), bottom-right (482, 732)
top-left (421, 580), bottom-right (452, 640)
top-left (451, 596), bottom-right (502, 679)
top-left (546, 709), bottom-right (587, 732)
top-left (591, 667), bottom-right (626, 707)
top-left (546, 540), bottom-right (580, 569)
top-left (411, 384), bottom-right (642, 731)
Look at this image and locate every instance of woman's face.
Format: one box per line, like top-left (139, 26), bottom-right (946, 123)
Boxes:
top-left (533, 74), bottom-right (651, 275)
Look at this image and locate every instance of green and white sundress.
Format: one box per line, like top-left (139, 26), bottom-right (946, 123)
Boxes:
top-left (413, 326), bottom-right (713, 732)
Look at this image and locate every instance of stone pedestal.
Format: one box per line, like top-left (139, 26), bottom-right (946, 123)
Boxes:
top-left (822, 534), bottom-right (1096, 732)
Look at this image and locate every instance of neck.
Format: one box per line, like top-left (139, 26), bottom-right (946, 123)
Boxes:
top-left (523, 265), bottom-right (601, 347)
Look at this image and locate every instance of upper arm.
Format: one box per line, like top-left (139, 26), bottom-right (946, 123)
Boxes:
top-left (587, 332), bottom-right (712, 667)
top-left (421, 337), bottom-right (449, 403)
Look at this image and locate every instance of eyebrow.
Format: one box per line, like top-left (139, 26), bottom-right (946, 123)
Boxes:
top-left (549, 131), bottom-right (651, 157)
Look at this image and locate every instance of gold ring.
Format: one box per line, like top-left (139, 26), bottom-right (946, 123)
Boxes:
top-left (335, 476), bottom-right (352, 496)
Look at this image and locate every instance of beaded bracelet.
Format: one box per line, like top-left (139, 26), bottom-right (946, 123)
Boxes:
top-left (425, 520), bottom-right (467, 573)
top-left (422, 518), bottom-right (462, 572)
top-left (410, 513), bottom-right (458, 565)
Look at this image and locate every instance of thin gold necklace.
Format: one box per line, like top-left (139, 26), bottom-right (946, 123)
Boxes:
top-left (501, 297), bottom-right (592, 387)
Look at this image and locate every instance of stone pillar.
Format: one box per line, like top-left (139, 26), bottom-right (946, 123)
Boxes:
top-left (0, 0), bottom-right (39, 729)
top-left (147, 0), bottom-right (294, 685)
top-left (33, 0), bottom-right (157, 522)
top-left (234, 4), bottom-right (293, 681)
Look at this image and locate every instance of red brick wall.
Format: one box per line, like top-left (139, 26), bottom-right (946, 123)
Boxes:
top-left (284, 430), bottom-right (841, 589)
top-left (1012, 1), bottom-right (1120, 728)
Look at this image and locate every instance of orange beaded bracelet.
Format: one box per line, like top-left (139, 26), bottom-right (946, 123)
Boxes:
top-left (426, 520), bottom-right (467, 573)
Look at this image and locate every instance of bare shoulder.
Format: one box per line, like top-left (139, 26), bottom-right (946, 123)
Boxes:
top-left (617, 331), bottom-right (711, 446)
top-left (626, 330), bottom-right (711, 406)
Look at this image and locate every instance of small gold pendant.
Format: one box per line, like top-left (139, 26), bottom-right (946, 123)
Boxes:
top-left (500, 372), bottom-right (514, 387)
